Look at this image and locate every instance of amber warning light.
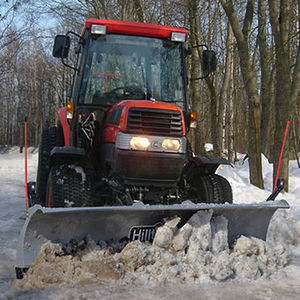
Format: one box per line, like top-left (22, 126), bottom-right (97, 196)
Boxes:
top-left (66, 102), bottom-right (74, 119)
top-left (190, 112), bottom-right (198, 128)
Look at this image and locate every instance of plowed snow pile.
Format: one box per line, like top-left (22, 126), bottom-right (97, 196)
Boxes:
top-left (13, 209), bottom-right (298, 290)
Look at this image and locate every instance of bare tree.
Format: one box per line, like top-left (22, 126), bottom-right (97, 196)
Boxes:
top-left (220, 0), bottom-right (264, 189)
top-left (187, 0), bottom-right (206, 155)
top-left (258, 0), bottom-right (273, 159)
top-left (268, 0), bottom-right (300, 191)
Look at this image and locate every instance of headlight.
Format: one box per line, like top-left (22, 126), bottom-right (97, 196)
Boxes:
top-left (162, 139), bottom-right (181, 151)
top-left (130, 136), bottom-right (151, 150)
top-left (91, 24), bottom-right (107, 35)
top-left (116, 132), bottom-right (186, 153)
top-left (171, 32), bottom-right (186, 42)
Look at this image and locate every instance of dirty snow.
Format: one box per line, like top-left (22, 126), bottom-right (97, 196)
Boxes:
top-left (68, 165), bottom-right (86, 183)
top-left (0, 146), bottom-right (300, 299)
top-left (9, 213), bottom-right (291, 290)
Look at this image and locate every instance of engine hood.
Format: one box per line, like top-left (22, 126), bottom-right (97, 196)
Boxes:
top-left (103, 100), bottom-right (186, 144)
top-left (112, 99), bottom-right (183, 112)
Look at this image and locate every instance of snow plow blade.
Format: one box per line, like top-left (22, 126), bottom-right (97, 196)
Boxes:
top-left (16, 200), bottom-right (289, 277)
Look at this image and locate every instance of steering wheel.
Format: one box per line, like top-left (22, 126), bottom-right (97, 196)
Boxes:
top-left (93, 85), bottom-right (146, 105)
top-left (107, 85), bottom-right (145, 98)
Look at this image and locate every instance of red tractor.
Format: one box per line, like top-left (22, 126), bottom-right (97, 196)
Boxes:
top-left (16, 19), bottom-right (290, 280)
top-left (34, 19), bottom-right (232, 208)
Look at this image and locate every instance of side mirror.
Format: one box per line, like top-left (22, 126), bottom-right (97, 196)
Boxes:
top-left (53, 35), bottom-right (71, 59)
top-left (202, 50), bottom-right (217, 74)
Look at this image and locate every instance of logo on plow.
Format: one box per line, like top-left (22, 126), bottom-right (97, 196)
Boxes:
top-left (128, 223), bottom-right (162, 242)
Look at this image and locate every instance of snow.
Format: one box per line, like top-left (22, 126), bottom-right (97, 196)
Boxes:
top-left (68, 165), bottom-right (86, 183)
top-left (204, 143), bottom-right (214, 152)
top-left (0, 147), bottom-right (300, 299)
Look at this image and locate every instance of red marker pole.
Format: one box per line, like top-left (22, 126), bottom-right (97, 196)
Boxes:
top-left (274, 117), bottom-right (291, 191)
top-left (25, 119), bottom-right (29, 217)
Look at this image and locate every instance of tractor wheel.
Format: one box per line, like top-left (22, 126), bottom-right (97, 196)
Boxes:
top-left (56, 124), bottom-right (65, 146)
top-left (46, 165), bottom-right (92, 208)
top-left (35, 126), bottom-right (64, 206)
top-left (190, 174), bottom-right (232, 204)
top-left (215, 174), bottom-right (233, 204)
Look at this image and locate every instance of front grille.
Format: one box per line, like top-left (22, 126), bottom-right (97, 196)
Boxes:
top-left (127, 108), bottom-right (183, 136)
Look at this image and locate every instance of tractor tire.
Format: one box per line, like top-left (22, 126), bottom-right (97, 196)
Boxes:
top-left (56, 124), bottom-right (65, 146)
top-left (190, 174), bottom-right (233, 204)
top-left (215, 174), bottom-right (233, 204)
top-left (35, 126), bottom-right (64, 206)
top-left (46, 165), bottom-right (92, 208)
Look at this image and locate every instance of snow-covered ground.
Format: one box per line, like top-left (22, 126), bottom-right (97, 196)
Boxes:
top-left (0, 147), bottom-right (299, 299)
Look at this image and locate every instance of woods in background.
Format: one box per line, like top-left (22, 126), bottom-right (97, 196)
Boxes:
top-left (0, 0), bottom-right (299, 190)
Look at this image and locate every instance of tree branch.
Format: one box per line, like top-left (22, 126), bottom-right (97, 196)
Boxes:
top-left (242, 0), bottom-right (255, 43)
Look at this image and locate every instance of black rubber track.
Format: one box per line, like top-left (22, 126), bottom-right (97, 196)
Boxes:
top-left (46, 165), bottom-right (92, 207)
top-left (35, 126), bottom-right (64, 206)
top-left (190, 174), bottom-right (233, 204)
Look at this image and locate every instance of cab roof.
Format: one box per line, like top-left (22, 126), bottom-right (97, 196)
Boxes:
top-left (83, 19), bottom-right (188, 39)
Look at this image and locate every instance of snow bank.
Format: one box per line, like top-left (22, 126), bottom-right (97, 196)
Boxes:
top-left (1, 149), bottom-right (300, 298)
top-left (0, 145), bottom-right (38, 154)
top-left (13, 208), bottom-right (298, 290)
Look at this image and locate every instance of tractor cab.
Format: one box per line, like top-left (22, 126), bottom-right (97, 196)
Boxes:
top-left (54, 20), bottom-right (190, 110)
top-left (79, 31), bottom-right (187, 109)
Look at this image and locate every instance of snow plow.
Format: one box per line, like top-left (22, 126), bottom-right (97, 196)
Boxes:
top-left (16, 19), bottom-right (289, 278)
top-left (16, 199), bottom-right (289, 278)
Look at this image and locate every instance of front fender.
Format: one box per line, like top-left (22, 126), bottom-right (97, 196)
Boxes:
top-left (50, 146), bottom-right (86, 166)
top-left (59, 107), bottom-right (70, 146)
top-left (185, 155), bottom-right (232, 176)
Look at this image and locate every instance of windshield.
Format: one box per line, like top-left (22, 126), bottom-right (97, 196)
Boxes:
top-left (79, 34), bottom-right (186, 109)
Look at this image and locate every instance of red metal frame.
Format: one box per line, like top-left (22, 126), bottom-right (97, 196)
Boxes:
top-left (92, 72), bottom-right (121, 92)
top-left (25, 120), bottom-right (29, 215)
top-left (83, 19), bottom-right (188, 39)
top-left (59, 107), bottom-right (71, 146)
top-left (274, 117), bottom-right (291, 190)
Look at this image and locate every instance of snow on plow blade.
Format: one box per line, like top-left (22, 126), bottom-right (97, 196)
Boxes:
top-left (16, 200), bottom-right (289, 272)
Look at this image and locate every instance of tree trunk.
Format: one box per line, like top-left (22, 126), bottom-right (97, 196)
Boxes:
top-left (220, 0), bottom-right (264, 189)
top-left (258, 0), bottom-right (273, 159)
top-left (268, 0), bottom-right (297, 191)
top-left (218, 22), bottom-right (233, 157)
top-left (188, 0), bottom-right (205, 155)
top-left (226, 38), bottom-right (234, 162)
top-left (133, 0), bottom-right (146, 22)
